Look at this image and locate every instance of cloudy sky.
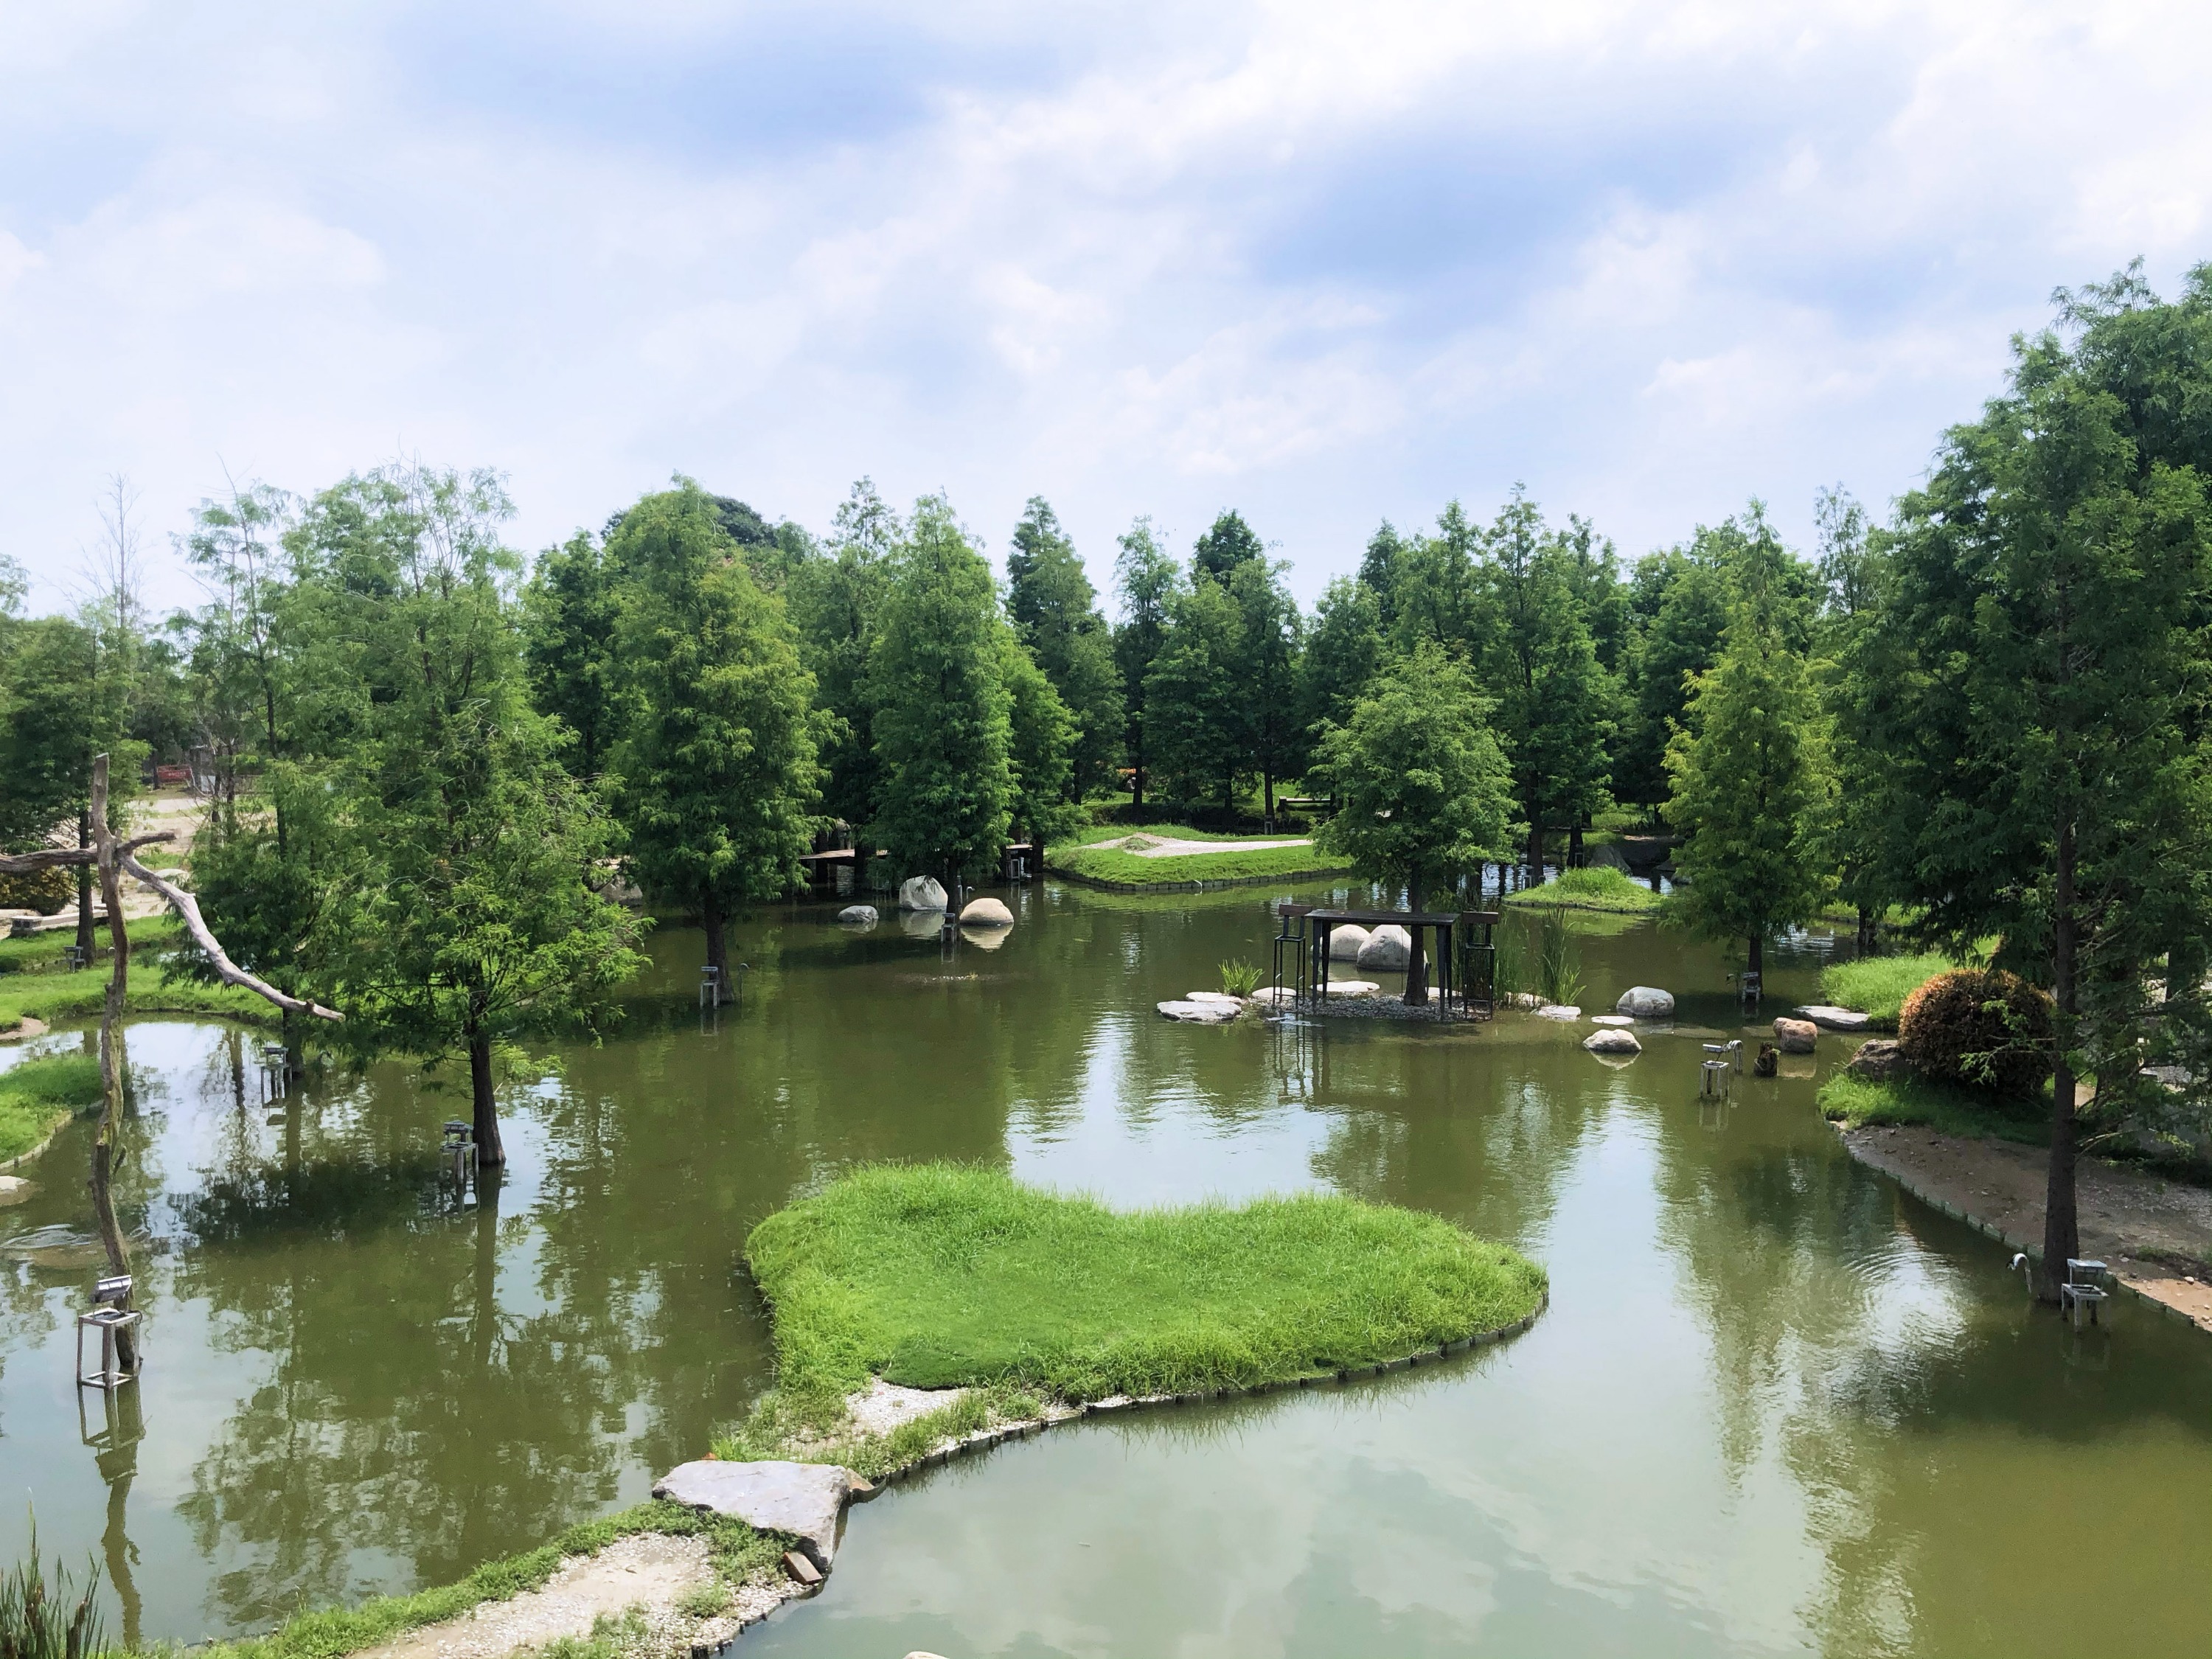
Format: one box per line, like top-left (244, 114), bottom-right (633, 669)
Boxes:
top-left (4, 0), bottom-right (2208, 616)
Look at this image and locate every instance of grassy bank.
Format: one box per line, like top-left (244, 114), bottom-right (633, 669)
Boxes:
top-left (1049, 834), bottom-right (1351, 887)
top-left (1505, 867), bottom-right (1663, 914)
top-left (740, 1164), bottom-right (1546, 1412)
top-left (1817, 950), bottom-right (1954, 1028)
top-left (192, 1501), bottom-right (785, 1659)
top-left (1818, 1071), bottom-right (2050, 1144)
top-left (0, 963), bottom-right (271, 1034)
top-left (0, 1053), bottom-right (103, 1159)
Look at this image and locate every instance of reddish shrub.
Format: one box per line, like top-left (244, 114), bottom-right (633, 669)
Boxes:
top-left (1897, 969), bottom-right (2052, 1098)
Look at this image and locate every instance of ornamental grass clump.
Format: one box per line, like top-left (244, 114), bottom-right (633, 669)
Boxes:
top-left (1897, 969), bottom-right (2053, 1099)
top-left (0, 1528), bottom-right (106, 1659)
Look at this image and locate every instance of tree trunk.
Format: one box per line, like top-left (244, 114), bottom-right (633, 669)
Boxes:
top-left (2041, 820), bottom-right (2079, 1302)
top-left (1855, 904), bottom-right (1875, 956)
top-left (88, 768), bottom-right (138, 1371)
top-left (1568, 816), bottom-right (1585, 869)
top-left (702, 886), bottom-right (729, 1004)
top-left (1263, 768), bottom-right (1276, 831)
top-left (77, 811), bottom-right (95, 959)
top-left (1747, 931), bottom-right (1764, 985)
top-left (1405, 873), bottom-right (1429, 1006)
top-left (469, 1020), bottom-right (505, 1168)
top-left (1526, 815), bottom-right (1543, 886)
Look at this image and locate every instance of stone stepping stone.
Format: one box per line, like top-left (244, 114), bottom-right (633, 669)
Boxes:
top-left (1584, 1028), bottom-right (1642, 1054)
top-left (1184, 991), bottom-right (1245, 1006)
top-left (655, 1459), bottom-right (852, 1569)
top-left (1158, 999), bottom-right (1239, 1023)
top-left (1795, 1004), bottom-right (1871, 1031)
top-left (1535, 1004), bottom-right (1582, 1020)
top-left (1323, 980), bottom-right (1380, 998)
top-left (1590, 1015), bottom-right (1635, 1026)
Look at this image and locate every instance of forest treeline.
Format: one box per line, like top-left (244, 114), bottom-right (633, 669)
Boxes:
top-left (4, 263), bottom-right (2212, 1277)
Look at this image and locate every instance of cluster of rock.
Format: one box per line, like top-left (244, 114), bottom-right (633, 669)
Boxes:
top-left (1324, 923), bottom-right (1414, 972)
top-left (838, 880), bottom-right (1015, 931)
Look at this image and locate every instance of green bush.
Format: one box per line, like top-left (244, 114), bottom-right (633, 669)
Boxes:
top-left (1897, 969), bottom-right (2052, 1098)
top-left (0, 865), bottom-right (74, 917)
top-left (1218, 957), bottom-right (1263, 997)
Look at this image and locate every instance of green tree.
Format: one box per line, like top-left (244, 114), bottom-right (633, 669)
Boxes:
top-left (1860, 266), bottom-right (2212, 1294)
top-left (1191, 509), bottom-right (1265, 585)
top-left (1663, 574), bottom-right (1834, 984)
top-left (1356, 521), bottom-right (1408, 630)
top-left (1144, 574), bottom-right (1246, 810)
top-left (300, 465), bottom-right (644, 1166)
top-left (606, 482), bottom-right (828, 1001)
top-left (521, 530), bottom-right (621, 778)
top-left (790, 480), bottom-right (900, 830)
top-left (1006, 497), bottom-right (1124, 800)
top-left (1111, 517), bottom-right (1179, 807)
top-left (869, 495), bottom-right (1014, 886)
top-left (1313, 641), bottom-right (1517, 1001)
top-left (1226, 557), bottom-right (1304, 823)
top-left (1298, 576), bottom-right (1385, 754)
top-left (1476, 490), bottom-right (1615, 877)
top-left (999, 630), bottom-right (1083, 849)
top-left (1392, 501), bottom-right (1482, 656)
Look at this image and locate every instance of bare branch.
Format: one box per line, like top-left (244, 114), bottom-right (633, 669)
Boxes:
top-left (117, 846), bottom-right (343, 1023)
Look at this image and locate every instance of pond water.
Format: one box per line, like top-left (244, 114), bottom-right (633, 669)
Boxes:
top-left (1, 882), bottom-right (2207, 1658)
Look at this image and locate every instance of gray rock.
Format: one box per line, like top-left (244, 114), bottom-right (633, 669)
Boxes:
top-left (1773, 1017), bottom-right (1818, 1054)
top-left (958, 896), bottom-right (1013, 927)
top-left (1535, 1004), bottom-right (1582, 1020)
top-left (1796, 1004), bottom-right (1871, 1031)
top-left (835, 905), bottom-right (879, 926)
top-left (1843, 1038), bottom-right (1906, 1080)
top-left (1185, 991), bottom-right (1245, 1006)
top-left (1247, 985), bottom-right (1298, 1009)
top-left (1326, 925), bottom-right (1371, 961)
top-left (654, 1459), bottom-right (852, 1569)
top-left (1322, 979), bottom-right (1380, 998)
top-left (1583, 1027), bottom-right (1642, 1054)
top-left (1590, 1014), bottom-right (1635, 1027)
top-left (1615, 985), bottom-right (1675, 1018)
top-left (1355, 925), bottom-right (1411, 971)
top-left (1158, 999), bottom-right (1239, 1023)
top-left (897, 875), bottom-right (947, 912)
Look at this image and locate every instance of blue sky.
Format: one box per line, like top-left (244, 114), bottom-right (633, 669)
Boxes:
top-left (5, 0), bottom-right (2209, 616)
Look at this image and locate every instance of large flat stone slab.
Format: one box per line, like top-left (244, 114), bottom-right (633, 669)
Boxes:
top-left (1796, 1004), bottom-right (1872, 1031)
top-left (1158, 999), bottom-right (1239, 1023)
top-left (654, 1459), bottom-right (852, 1569)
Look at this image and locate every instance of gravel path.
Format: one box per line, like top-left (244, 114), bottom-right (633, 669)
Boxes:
top-left (1078, 834), bottom-right (1312, 858)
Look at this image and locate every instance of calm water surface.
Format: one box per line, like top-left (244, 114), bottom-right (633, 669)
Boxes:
top-left (1, 882), bottom-right (2206, 1658)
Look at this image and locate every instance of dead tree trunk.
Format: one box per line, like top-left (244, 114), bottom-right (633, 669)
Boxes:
top-left (87, 758), bottom-right (139, 1371)
top-left (2041, 818), bottom-right (2080, 1302)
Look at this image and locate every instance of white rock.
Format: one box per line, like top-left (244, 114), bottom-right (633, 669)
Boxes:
top-left (655, 1459), bottom-right (853, 1569)
top-left (835, 904), bottom-right (879, 926)
top-left (1327, 925), bottom-right (1371, 961)
top-left (958, 896), bottom-right (1013, 927)
top-left (1795, 1004), bottom-right (1871, 1032)
top-left (897, 875), bottom-right (947, 912)
top-left (1158, 999), bottom-right (1239, 1023)
top-left (1535, 1004), bottom-right (1582, 1020)
top-left (1323, 980), bottom-right (1380, 998)
top-left (1584, 1028), bottom-right (1643, 1054)
top-left (1590, 1014), bottom-right (1635, 1026)
top-left (1615, 986), bottom-right (1676, 1018)
top-left (1186, 991), bottom-right (1245, 1005)
top-left (1355, 925), bottom-right (1411, 971)
top-left (1247, 985), bottom-right (1298, 1008)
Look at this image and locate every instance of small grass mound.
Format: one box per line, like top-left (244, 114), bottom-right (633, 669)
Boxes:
top-left (1505, 866), bottom-right (1662, 914)
top-left (0, 1053), bottom-right (105, 1160)
top-left (1049, 838), bottom-right (1349, 886)
top-left (1818, 1071), bottom-right (2050, 1144)
top-left (1818, 951), bottom-right (1953, 1029)
top-left (743, 1164), bottom-right (1546, 1410)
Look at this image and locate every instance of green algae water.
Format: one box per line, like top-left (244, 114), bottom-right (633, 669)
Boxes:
top-left (1, 881), bottom-right (2206, 1658)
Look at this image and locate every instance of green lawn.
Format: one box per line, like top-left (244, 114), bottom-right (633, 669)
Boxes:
top-left (0, 1052), bottom-right (103, 1159)
top-left (1818, 950), bottom-right (1955, 1028)
top-left (1050, 832), bottom-right (1351, 886)
top-left (0, 961), bottom-right (272, 1034)
top-left (1818, 1071), bottom-right (2051, 1144)
top-left (1504, 866), bottom-right (1663, 914)
top-left (741, 1164), bottom-right (1546, 1409)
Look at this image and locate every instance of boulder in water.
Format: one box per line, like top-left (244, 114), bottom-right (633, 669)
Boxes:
top-left (1583, 1028), bottom-right (1642, 1054)
top-left (1773, 1017), bottom-right (1818, 1054)
top-left (836, 905), bottom-right (879, 926)
top-left (1327, 925), bottom-right (1371, 961)
top-left (1356, 925), bottom-right (1411, 971)
top-left (1615, 986), bottom-right (1675, 1018)
top-left (897, 876), bottom-right (947, 912)
top-left (958, 896), bottom-right (1013, 927)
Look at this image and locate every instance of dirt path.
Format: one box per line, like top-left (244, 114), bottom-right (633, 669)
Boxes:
top-left (351, 1533), bottom-right (786, 1659)
top-left (1840, 1124), bottom-right (2212, 1330)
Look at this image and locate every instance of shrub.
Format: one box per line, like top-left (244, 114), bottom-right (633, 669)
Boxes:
top-left (1896, 969), bottom-right (2052, 1098)
top-left (0, 1527), bottom-right (107, 1659)
top-left (1534, 911), bottom-right (1584, 1006)
top-left (0, 865), bottom-right (73, 916)
top-left (1217, 957), bottom-right (1263, 997)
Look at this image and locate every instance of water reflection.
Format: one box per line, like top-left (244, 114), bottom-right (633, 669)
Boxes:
top-left (0, 890), bottom-right (2205, 1655)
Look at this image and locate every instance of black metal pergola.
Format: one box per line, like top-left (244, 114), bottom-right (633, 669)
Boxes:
top-left (1270, 904), bottom-right (1499, 1019)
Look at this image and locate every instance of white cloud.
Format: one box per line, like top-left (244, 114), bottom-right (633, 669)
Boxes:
top-left (3, 0), bottom-right (2210, 613)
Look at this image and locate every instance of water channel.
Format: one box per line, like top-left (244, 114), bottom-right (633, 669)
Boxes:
top-left (1, 880), bottom-right (2207, 1657)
